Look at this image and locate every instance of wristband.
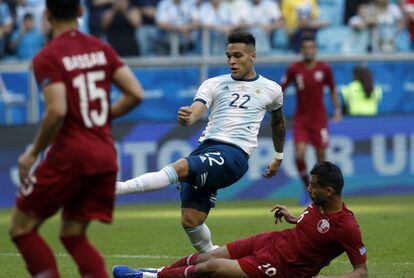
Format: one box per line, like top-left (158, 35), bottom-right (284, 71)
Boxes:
top-left (274, 152), bottom-right (284, 160)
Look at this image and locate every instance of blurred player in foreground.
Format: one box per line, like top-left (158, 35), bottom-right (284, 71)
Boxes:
top-left (116, 32), bottom-right (286, 253)
top-left (113, 161), bottom-right (368, 278)
top-left (281, 37), bottom-right (342, 205)
top-left (9, 0), bottom-right (144, 277)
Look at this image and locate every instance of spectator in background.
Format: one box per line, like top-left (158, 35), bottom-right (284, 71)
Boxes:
top-left (343, 0), bottom-right (371, 25)
top-left (9, 13), bottom-right (44, 60)
top-left (247, 0), bottom-right (283, 54)
top-left (404, 0), bottom-right (414, 49)
top-left (341, 65), bottom-right (382, 116)
top-left (102, 0), bottom-right (141, 56)
top-left (85, 0), bottom-right (113, 39)
top-left (155, 0), bottom-right (199, 55)
top-left (370, 0), bottom-right (404, 52)
top-left (343, 3), bottom-right (376, 54)
top-left (133, 0), bottom-right (160, 56)
top-left (0, 0), bottom-right (13, 58)
top-left (227, 0), bottom-right (251, 30)
top-left (199, 0), bottom-right (236, 55)
top-left (15, 0), bottom-right (48, 34)
top-left (281, 0), bottom-right (327, 52)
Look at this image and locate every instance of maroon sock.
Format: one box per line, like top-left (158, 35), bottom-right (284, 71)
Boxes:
top-left (295, 159), bottom-right (309, 188)
top-left (60, 235), bottom-right (108, 278)
top-left (12, 231), bottom-right (59, 278)
top-left (169, 253), bottom-right (200, 268)
top-left (158, 265), bottom-right (196, 278)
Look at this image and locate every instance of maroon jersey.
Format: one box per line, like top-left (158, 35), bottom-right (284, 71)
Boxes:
top-left (271, 203), bottom-right (367, 277)
top-left (281, 61), bottom-right (335, 126)
top-left (32, 30), bottom-right (124, 174)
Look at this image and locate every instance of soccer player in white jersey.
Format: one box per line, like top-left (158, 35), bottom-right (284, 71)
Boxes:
top-left (116, 32), bottom-right (286, 254)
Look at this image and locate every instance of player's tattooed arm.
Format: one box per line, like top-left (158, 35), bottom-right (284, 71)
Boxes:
top-left (263, 108), bottom-right (286, 178)
top-left (270, 107), bottom-right (286, 153)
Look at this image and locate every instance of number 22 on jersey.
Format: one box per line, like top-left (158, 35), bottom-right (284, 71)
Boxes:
top-left (73, 70), bottom-right (108, 128)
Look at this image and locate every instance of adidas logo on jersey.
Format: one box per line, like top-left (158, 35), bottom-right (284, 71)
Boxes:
top-left (223, 85), bottom-right (230, 91)
top-left (199, 155), bottom-right (207, 163)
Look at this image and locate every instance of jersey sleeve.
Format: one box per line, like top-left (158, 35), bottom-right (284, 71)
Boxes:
top-left (103, 43), bottom-right (125, 76)
top-left (324, 65), bottom-right (335, 91)
top-left (194, 79), bottom-right (214, 108)
top-left (33, 53), bottom-right (64, 89)
top-left (267, 84), bottom-right (284, 111)
top-left (337, 222), bottom-right (367, 266)
top-left (281, 66), bottom-right (294, 92)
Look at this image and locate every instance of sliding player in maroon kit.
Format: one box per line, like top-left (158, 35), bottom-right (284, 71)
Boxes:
top-left (281, 37), bottom-right (342, 205)
top-left (9, 0), bottom-right (144, 277)
top-left (113, 162), bottom-right (368, 278)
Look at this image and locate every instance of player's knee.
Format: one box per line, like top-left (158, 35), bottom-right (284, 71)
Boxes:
top-left (181, 216), bottom-right (203, 229)
top-left (171, 158), bottom-right (189, 179)
top-left (9, 222), bottom-right (35, 238)
top-left (59, 220), bottom-right (88, 237)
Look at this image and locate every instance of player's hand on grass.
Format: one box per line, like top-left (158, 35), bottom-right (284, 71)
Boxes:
top-left (271, 204), bottom-right (298, 224)
top-left (263, 158), bottom-right (282, 178)
top-left (18, 149), bottom-right (38, 187)
top-left (177, 106), bottom-right (192, 126)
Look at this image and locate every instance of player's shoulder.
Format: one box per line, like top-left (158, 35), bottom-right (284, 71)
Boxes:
top-left (289, 61), bottom-right (303, 69)
top-left (333, 204), bottom-right (362, 231)
top-left (34, 31), bottom-right (107, 60)
top-left (202, 74), bottom-right (231, 87)
top-left (258, 75), bottom-right (283, 95)
top-left (317, 61), bottom-right (332, 70)
top-left (207, 74), bottom-right (232, 82)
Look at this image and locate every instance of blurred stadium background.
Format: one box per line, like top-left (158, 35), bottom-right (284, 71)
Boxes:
top-left (1, 0), bottom-right (414, 276)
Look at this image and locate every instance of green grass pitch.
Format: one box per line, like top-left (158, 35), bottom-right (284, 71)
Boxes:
top-left (0, 195), bottom-right (413, 277)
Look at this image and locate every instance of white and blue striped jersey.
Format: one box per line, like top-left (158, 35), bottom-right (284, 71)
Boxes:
top-left (194, 74), bottom-right (283, 156)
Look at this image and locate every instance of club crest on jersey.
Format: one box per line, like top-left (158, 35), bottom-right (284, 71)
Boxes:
top-left (314, 71), bottom-right (324, 82)
top-left (237, 85), bottom-right (249, 91)
top-left (255, 89), bottom-right (261, 95)
top-left (317, 219), bottom-right (330, 233)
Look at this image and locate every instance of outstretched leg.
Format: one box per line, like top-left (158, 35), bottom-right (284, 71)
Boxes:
top-left (158, 246), bottom-right (248, 278)
top-left (116, 159), bottom-right (188, 194)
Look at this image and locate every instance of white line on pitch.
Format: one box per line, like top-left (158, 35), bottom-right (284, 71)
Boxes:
top-left (0, 253), bottom-right (180, 259)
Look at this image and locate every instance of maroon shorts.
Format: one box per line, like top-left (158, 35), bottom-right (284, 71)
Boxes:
top-left (16, 160), bottom-right (117, 223)
top-left (227, 232), bottom-right (286, 278)
top-left (293, 121), bottom-right (329, 148)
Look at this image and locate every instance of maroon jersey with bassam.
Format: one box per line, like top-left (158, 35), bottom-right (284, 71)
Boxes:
top-left (272, 203), bottom-right (367, 277)
top-left (32, 30), bottom-right (124, 174)
top-left (281, 61), bottom-right (335, 126)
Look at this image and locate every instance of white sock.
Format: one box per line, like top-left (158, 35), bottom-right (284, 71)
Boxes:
top-left (116, 165), bottom-right (178, 195)
top-left (184, 223), bottom-right (215, 253)
top-left (142, 272), bottom-right (157, 278)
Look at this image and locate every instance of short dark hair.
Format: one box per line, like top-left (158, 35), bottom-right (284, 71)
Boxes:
top-left (46, 0), bottom-right (80, 20)
top-left (301, 33), bottom-right (316, 46)
top-left (310, 161), bottom-right (344, 194)
top-left (23, 13), bottom-right (34, 21)
top-left (227, 32), bottom-right (256, 48)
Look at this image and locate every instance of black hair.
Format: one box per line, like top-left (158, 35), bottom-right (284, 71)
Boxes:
top-left (227, 32), bottom-right (256, 48)
top-left (353, 65), bottom-right (374, 98)
top-left (301, 34), bottom-right (316, 46)
top-left (23, 13), bottom-right (34, 21)
top-left (310, 161), bottom-right (344, 194)
top-left (46, 0), bottom-right (80, 20)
